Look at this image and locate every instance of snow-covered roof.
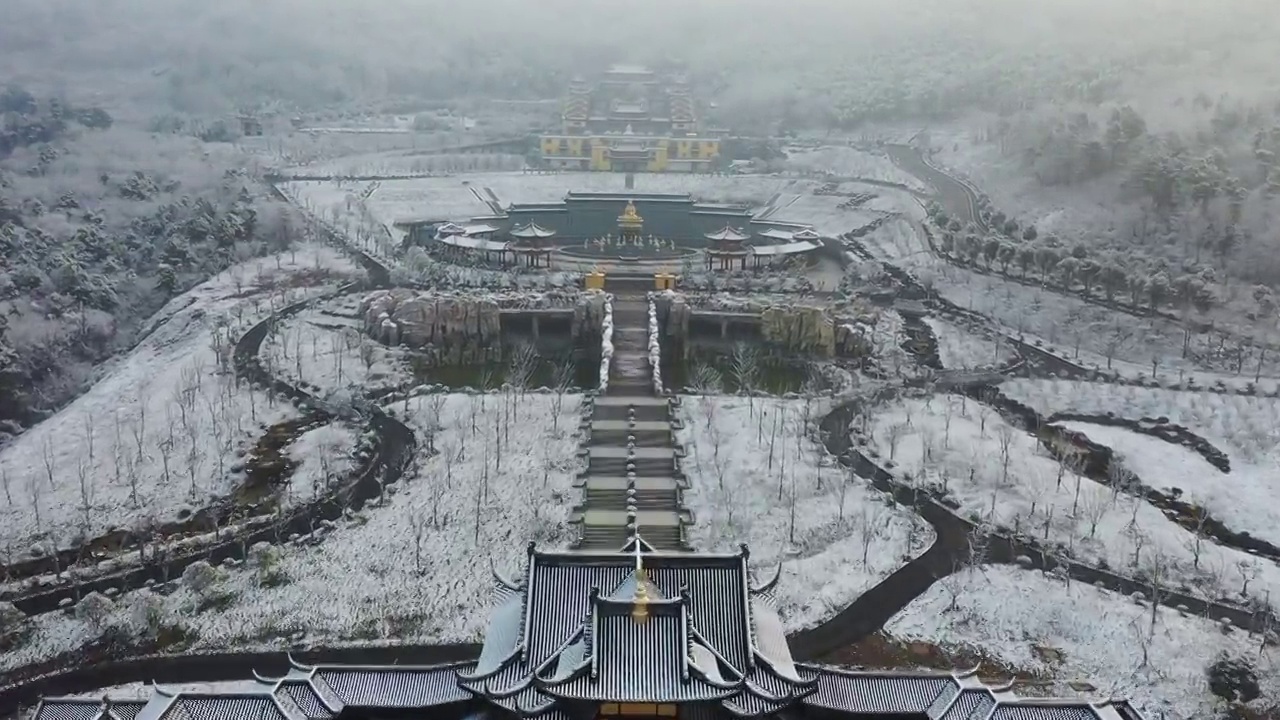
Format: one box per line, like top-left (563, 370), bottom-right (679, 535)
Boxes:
top-left (436, 222), bottom-right (466, 236)
top-left (750, 240), bottom-right (820, 256)
top-left (462, 224), bottom-right (500, 236)
top-left (791, 228), bottom-right (822, 241)
top-left (510, 222), bottom-right (558, 239)
top-left (29, 542), bottom-right (1151, 720)
top-left (435, 234), bottom-right (510, 252)
top-left (705, 225), bottom-right (751, 242)
top-left (756, 228), bottom-right (795, 241)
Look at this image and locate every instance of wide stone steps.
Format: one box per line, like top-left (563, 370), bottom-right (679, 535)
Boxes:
top-left (579, 517), bottom-right (683, 551)
top-left (573, 294), bottom-right (688, 552)
top-left (587, 456), bottom-right (676, 476)
top-left (589, 429), bottom-right (671, 447)
top-left (584, 487), bottom-right (680, 509)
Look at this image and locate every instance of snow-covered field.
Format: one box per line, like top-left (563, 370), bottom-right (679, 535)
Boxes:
top-left (1, 392), bottom-right (584, 672)
top-left (864, 393), bottom-right (1280, 616)
top-left (1003, 379), bottom-right (1280, 548)
top-left (888, 565), bottom-right (1279, 720)
top-left (926, 127), bottom-right (1139, 256)
top-left (0, 246), bottom-right (362, 554)
top-left (676, 396), bottom-right (935, 631)
top-left (281, 172), bottom-right (884, 236)
top-left (282, 422), bottom-right (361, 508)
top-left (261, 293), bottom-right (412, 399)
top-left (292, 150), bottom-right (524, 178)
top-left (857, 217), bottom-right (1280, 381)
top-left (784, 146), bottom-right (930, 192)
top-left (924, 316), bottom-right (1017, 370)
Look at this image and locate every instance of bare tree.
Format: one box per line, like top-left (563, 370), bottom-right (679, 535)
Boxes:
top-left (82, 414), bottom-right (96, 465)
top-left (1186, 506), bottom-right (1209, 570)
top-left (885, 421), bottom-right (907, 461)
top-left (996, 424), bottom-right (1015, 486)
top-left (409, 508), bottom-right (428, 575)
top-left (1125, 524), bottom-right (1148, 569)
top-left (942, 400), bottom-right (954, 447)
top-left (40, 435), bottom-right (57, 489)
top-left (1079, 489), bottom-right (1108, 538)
top-left (76, 460), bottom-right (93, 536)
top-left (1237, 558), bottom-right (1260, 597)
top-left (859, 503), bottom-right (881, 564)
top-left (550, 360), bottom-right (574, 431)
top-left (1142, 547), bottom-right (1171, 634)
top-left (132, 395), bottom-right (148, 463)
top-left (1129, 614), bottom-right (1152, 668)
top-left (730, 342), bottom-right (760, 412)
top-left (29, 476), bottom-right (42, 532)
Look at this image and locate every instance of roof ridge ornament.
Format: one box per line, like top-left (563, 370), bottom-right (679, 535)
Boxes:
top-left (631, 538), bottom-right (651, 625)
top-left (749, 564), bottom-right (784, 595)
top-left (490, 556), bottom-right (525, 592)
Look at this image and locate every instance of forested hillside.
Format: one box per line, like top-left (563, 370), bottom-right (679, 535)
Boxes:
top-left (0, 86), bottom-right (290, 441)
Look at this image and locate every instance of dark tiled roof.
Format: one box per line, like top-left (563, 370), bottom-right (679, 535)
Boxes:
top-left (806, 671), bottom-right (953, 715)
top-left (159, 695), bottom-right (285, 720)
top-left (105, 701), bottom-right (147, 720)
top-left (543, 601), bottom-right (733, 703)
top-left (968, 693), bottom-right (998, 720)
top-left (928, 682), bottom-right (962, 717)
top-left (34, 700), bottom-right (101, 720)
top-left (936, 688), bottom-right (986, 720)
top-left (276, 681), bottom-right (333, 719)
top-left (314, 665), bottom-right (472, 709)
top-left (989, 705), bottom-right (1101, 720)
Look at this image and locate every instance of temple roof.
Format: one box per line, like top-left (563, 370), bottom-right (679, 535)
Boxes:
top-left (31, 542), bottom-right (1150, 720)
top-left (510, 222), bottom-right (558, 239)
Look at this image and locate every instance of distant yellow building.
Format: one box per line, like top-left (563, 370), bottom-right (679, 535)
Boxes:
top-left (540, 65), bottom-right (724, 173)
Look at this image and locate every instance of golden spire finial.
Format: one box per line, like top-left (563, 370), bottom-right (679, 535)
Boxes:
top-left (631, 535), bottom-right (650, 624)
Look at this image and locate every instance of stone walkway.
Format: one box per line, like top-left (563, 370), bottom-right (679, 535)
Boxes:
top-left (573, 282), bottom-right (689, 551)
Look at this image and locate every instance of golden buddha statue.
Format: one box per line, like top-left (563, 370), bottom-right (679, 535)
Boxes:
top-left (618, 199), bottom-right (643, 228)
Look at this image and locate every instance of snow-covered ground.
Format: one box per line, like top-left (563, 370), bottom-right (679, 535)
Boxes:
top-left (280, 172), bottom-right (889, 238)
top-left (0, 392), bottom-right (584, 672)
top-left (888, 565), bottom-right (1279, 720)
top-left (864, 393), bottom-right (1280, 616)
top-left (293, 150), bottom-right (524, 177)
top-left (676, 396), bottom-right (935, 631)
top-left (262, 293), bottom-right (412, 399)
top-left (784, 146), bottom-right (930, 192)
top-left (857, 217), bottom-right (1280, 381)
top-left (1003, 379), bottom-right (1280, 548)
top-left (282, 422), bottom-right (362, 508)
top-left (0, 246), bottom-right (362, 554)
top-left (924, 316), bottom-right (1017, 370)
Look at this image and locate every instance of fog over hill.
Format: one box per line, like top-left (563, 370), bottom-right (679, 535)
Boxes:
top-left (1, 0), bottom-right (1276, 124)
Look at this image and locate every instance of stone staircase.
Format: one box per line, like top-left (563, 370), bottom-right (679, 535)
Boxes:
top-left (573, 283), bottom-right (689, 552)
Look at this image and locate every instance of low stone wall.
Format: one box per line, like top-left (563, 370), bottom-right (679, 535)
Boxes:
top-left (972, 386), bottom-right (1280, 566)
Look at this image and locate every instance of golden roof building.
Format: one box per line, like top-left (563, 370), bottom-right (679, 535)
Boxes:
top-left (540, 66), bottom-right (726, 173)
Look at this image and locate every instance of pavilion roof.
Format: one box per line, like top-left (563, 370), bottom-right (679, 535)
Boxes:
top-left (510, 222), bottom-right (558, 239)
top-left (705, 225), bottom-right (751, 242)
top-left (749, 240), bottom-right (820, 256)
